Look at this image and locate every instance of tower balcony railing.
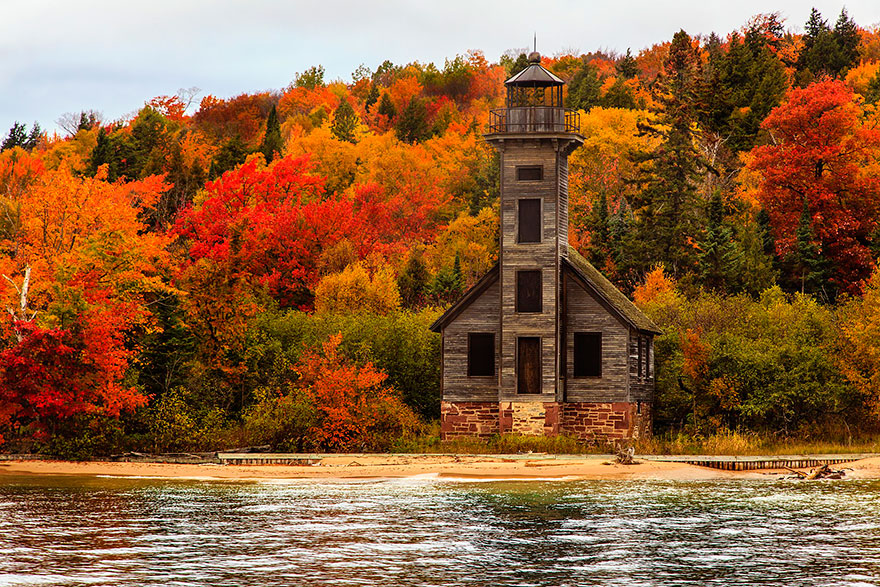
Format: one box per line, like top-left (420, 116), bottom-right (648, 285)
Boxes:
top-left (487, 107), bottom-right (580, 134)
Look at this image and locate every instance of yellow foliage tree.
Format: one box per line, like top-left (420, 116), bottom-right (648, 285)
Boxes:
top-left (314, 262), bottom-right (401, 315)
top-left (423, 207), bottom-right (498, 286)
top-left (838, 268), bottom-right (880, 415)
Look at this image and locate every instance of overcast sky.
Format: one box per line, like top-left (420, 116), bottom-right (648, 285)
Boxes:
top-left (2, 0), bottom-right (879, 136)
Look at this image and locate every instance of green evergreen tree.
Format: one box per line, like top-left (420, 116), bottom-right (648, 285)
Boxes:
top-left (398, 251), bottom-right (430, 308)
top-left (377, 92), bottom-right (396, 119)
top-left (395, 98), bottom-right (431, 144)
top-left (259, 105), bottom-right (283, 162)
top-left (586, 191), bottom-right (611, 268)
top-left (786, 198), bottom-right (829, 297)
top-left (616, 48), bottom-right (639, 79)
top-left (1, 122), bottom-right (27, 151)
top-left (567, 61), bottom-right (602, 111)
top-left (330, 100), bottom-right (360, 143)
top-left (432, 252), bottom-right (465, 304)
top-left (209, 135), bottom-right (250, 180)
top-left (698, 191), bottom-right (739, 291)
top-left (24, 123), bottom-right (42, 150)
top-left (832, 8), bottom-right (861, 72)
top-left (364, 84), bottom-right (380, 111)
top-left (628, 30), bottom-right (709, 277)
top-left (508, 53), bottom-right (530, 77)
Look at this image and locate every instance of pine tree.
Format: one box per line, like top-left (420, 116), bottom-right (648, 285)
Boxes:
top-left (398, 251), bottom-right (430, 308)
top-left (330, 100), bottom-right (360, 143)
top-left (395, 98), bottom-right (431, 144)
top-left (259, 105), bottom-right (283, 163)
top-left (508, 53), bottom-right (530, 77)
top-left (365, 85), bottom-right (380, 111)
top-left (616, 49), bottom-right (639, 79)
top-left (586, 191), bottom-right (611, 268)
top-left (1, 122), bottom-right (27, 151)
top-left (377, 93), bottom-right (396, 120)
top-left (698, 191), bottom-right (739, 291)
top-left (833, 8), bottom-right (861, 72)
top-left (209, 135), bottom-right (250, 180)
top-left (787, 198), bottom-right (829, 296)
top-left (628, 30), bottom-right (709, 277)
top-left (567, 61), bottom-right (602, 111)
top-left (24, 123), bottom-right (42, 150)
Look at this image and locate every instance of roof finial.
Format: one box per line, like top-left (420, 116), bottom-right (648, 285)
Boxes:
top-left (534, 32), bottom-right (536, 53)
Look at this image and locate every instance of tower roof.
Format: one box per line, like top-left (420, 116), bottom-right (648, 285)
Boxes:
top-left (505, 53), bottom-right (565, 87)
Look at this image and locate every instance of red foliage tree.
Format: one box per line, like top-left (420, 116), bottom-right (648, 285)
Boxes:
top-left (751, 79), bottom-right (880, 293)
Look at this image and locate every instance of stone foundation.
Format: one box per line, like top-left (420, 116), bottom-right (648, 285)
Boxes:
top-left (499, 402), bottom-right (560, 436)
top-left (441, 400), bottom-right (652, 441)
top-left (560, 402), bottom-right (652, 441)
top-left (440, 401), bottom-right (499, 439)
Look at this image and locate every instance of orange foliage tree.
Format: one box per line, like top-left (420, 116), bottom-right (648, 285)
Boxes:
top-left (750, 79), bottom-right (880, 294)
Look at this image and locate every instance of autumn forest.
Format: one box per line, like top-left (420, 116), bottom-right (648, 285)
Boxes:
top-left (2, 8), bottom-right (880, 456)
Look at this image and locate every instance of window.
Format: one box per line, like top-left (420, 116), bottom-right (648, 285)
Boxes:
top-left (516, 165), bottom-right (543, 181)
top-left (646, 338), bottom-right (653, 379)
top-left (517, 199), bottom-right (542, 243)
top-left (467, 333), bottom-right (495, 377)
top-left (516, 270), bottom-right (542, 313)
top-left (573, 333), bottom-right (602, 377)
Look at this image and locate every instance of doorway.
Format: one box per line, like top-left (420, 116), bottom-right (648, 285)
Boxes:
top-left (517, 337), bottom-right (541, 394)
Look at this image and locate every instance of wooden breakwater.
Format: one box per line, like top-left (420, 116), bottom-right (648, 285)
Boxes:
top-left (641, 454), bottom-right (875, 471)
top-left (217, 453), bottom-right (323, 466)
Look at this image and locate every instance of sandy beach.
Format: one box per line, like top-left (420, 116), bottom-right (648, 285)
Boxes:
top-left (3, 454), bottom-right (880, 482)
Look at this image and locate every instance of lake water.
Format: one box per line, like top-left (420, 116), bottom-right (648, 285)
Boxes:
top-left (2, 474), bottom-right (880, 586)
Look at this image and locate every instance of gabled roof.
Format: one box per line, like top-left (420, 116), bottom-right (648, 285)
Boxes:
top-left (428, 252), bottom-right (661, 336)
top-left (505, 64), bottom-right (565, 87)
top-left (429, 264), bottom-right (499, 333)
top-left (564, 246), bottom-right (662, 335)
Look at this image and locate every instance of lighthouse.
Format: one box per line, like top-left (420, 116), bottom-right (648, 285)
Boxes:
top-left (430, 52), bottom-right (660, 442)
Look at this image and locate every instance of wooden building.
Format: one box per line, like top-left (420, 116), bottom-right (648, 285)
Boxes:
top-left (430, 52), bottom-right (661, 442)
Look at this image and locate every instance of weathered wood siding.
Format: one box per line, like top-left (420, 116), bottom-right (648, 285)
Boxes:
top-left (563, 273), bottom-right (630, 402)
top-left (628, 333), bottom-right (655, 403)
top-left (442, 280), bottom-right (500, 402)
top-left (498, 139), bottom-right (562, 401)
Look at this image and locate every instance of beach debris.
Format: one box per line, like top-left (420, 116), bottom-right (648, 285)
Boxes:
top-left (783, 463), bottom-right (846, 480)
top-left (615, 447), bottom-right (639, 465)
top-left (347, 460), bottom-right (363, 467)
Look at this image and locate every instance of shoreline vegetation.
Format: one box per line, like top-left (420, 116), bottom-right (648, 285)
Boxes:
top-left (4, 454), bottom-right (880, 482)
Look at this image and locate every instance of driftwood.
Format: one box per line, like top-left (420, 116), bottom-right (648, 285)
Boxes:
top-left (616, 446), bottom-right (638, 465)
top-left (784, 463), bottom-right (845, 480)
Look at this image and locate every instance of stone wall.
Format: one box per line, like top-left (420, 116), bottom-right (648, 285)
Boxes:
top-left (560, 402), bottom-right (652, 441)
top-left (440, 401), bottom-right (499, 439)
top-left (441, 401), bottom-right (651, 441)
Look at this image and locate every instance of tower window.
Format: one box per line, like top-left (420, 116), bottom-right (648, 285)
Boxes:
top-left (467, 333), bottom-right (495, 377)
top-left (516, 165), bottom-right (543, 181)
top-left (516, 270), bottom-right (542, 313)
top-left (517, 199), bottom-right (542, 243)
top-left (573, 332), bottom-right (602, 377)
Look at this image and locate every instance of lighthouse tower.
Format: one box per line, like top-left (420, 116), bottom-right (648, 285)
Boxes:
top-left (431, 53), bottom-right (660, 441)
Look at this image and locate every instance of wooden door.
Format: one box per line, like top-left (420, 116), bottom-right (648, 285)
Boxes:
top-left (517, 337), bottom-right (541, 394)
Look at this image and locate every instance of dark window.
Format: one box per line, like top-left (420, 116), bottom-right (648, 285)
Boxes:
top-left (646, 338), bottom-right (652, 378)
top-left (518, 199), bottom-right (542, 243)
top-left (573, 332), bottom-right (602, 377)
top-left (517, 337), bottom-right (541, 394)
top-left (467, 333), bottom-right (495, 377)
top-left (516, 165), bottom-right (543, 181)
top-left (516, 270), bottom-right (542, 313)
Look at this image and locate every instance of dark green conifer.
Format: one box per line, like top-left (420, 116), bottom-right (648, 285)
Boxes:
top-left (616, 48), bottom-right (638, 79)
top-left (260, 105), bottom-right (283, 162)
top-left (395, 98), bottom-right (431, 144)
top-left (1, 122), bottom-right (27, 151)
top-left (377, 93), bottom-right (396, 119)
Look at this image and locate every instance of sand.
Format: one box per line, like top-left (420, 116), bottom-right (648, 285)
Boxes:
top-left (5, 454), bottom-right (877, 482)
